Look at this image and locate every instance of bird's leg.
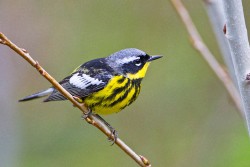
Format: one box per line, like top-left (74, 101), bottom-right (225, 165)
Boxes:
top-left (94, 114), bottom-right (118, 145)
top-left (74, 94), bottom-right (117, 144)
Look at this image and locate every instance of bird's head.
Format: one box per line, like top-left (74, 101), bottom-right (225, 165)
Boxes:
top-left (106, 48), bottom-right (162, 80)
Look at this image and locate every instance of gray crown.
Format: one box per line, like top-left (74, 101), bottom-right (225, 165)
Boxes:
top-left (106, 48), bottom-right (146, 68)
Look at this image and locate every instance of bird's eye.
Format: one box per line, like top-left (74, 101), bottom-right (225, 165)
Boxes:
top-left (134, 59), bottom-right (141, 66)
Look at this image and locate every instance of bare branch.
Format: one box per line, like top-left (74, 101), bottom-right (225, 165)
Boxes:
top-left (170, 0), bottom-right (243, 116)
top-left (204, 0), bottom-right (237, 87)
top-left (222, 0), bottom-right (250, 134)
top-left (0, 32), bottom-right (150, 167)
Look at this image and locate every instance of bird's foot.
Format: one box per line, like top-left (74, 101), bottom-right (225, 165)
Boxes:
top-left (95, 114), bottom-right (118, 145)
top-left (108, 127), bottom-right (118, 145)
top-left (81, 109), bottom-right (92, 119)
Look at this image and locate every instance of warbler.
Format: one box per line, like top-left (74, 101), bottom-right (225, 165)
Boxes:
top-left (19, 48), bottom-right (162, 115)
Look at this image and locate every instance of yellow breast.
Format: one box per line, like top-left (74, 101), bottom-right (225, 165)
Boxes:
top-left (84, 75), bottom-right (141, 115)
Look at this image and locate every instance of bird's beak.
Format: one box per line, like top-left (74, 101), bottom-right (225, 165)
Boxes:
top-left (147, 55), bottom-right (163, 62)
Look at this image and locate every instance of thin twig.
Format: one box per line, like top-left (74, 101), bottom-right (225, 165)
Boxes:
top-left (0, 32), bottom-right (150, 167)
top-left (170, 0), bottom-right (244, 117)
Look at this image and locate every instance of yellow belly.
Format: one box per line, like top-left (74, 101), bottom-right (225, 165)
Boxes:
top-left (84, 75), bottom-right (141, 115)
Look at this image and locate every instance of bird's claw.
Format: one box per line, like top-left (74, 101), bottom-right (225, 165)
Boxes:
top-left (108, 127), bottom-right (118, 145)
top-left (81, 109), bottom-right (92, 119)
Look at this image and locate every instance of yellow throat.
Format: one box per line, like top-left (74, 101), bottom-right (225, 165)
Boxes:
top-left (126, 62), bottom-right (150, 80)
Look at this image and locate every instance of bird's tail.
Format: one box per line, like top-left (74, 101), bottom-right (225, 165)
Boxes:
top-left (19, 88), bottom-right (54, 102)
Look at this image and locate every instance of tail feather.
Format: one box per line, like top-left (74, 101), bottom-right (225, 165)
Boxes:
top-left (19, 88), bottom-right (54, 102)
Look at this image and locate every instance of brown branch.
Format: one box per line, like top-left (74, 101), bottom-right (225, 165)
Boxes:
top-left (170, 0), bottom-right (244, 117)
top-left (0, 32), bottom-right (151, 167)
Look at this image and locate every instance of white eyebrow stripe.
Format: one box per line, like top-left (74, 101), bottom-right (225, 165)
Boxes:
top-left (69, 73), bottom-right (104, 89)
top-left (117, 56), bottom-right (140, 64)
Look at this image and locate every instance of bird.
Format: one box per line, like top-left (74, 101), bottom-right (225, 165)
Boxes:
top-left (19, 48), bottom-right (162, 115)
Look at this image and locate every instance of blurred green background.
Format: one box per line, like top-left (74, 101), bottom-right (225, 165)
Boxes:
top-left (1, 0), bottom-right (250, 167)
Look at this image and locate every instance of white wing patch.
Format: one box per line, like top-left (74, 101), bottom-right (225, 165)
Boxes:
top-left (69, 73), bottom-right (104, 89)
top-left (117, 56), bottom-right (139, 64)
